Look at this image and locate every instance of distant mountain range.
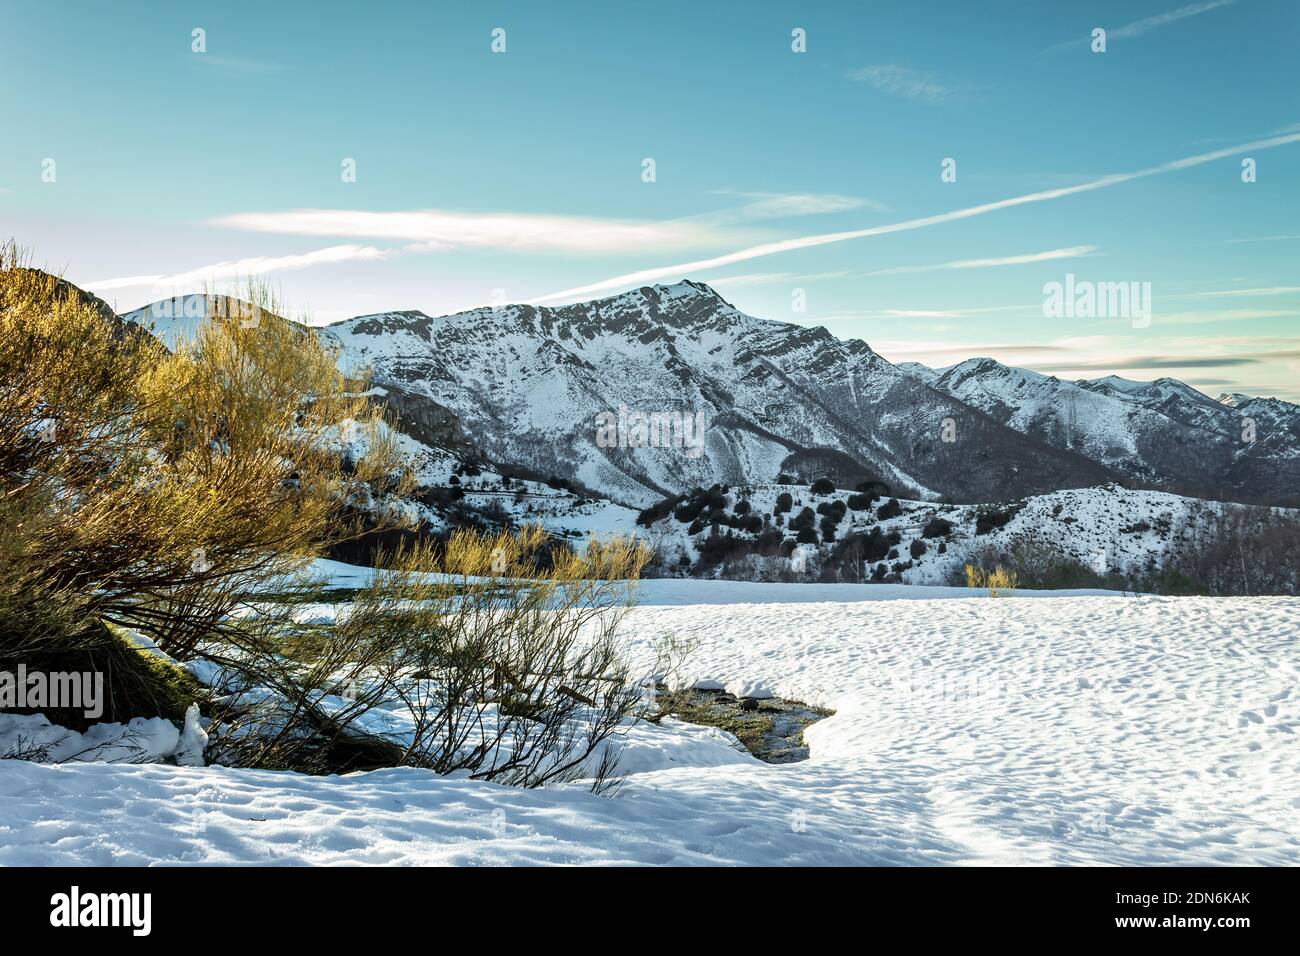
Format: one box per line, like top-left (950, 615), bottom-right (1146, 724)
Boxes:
top-left (899, 357), bottom-right (1300, 505)
top-left (120, 280), bottom-right (1300, 509)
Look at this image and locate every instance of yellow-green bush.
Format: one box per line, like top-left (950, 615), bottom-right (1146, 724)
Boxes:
top-left (964, 563), bottom-right (1018, 597)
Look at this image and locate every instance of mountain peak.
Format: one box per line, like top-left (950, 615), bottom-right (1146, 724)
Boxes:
top-left (628, 279), bottom-right (733, 313)
top-left (1089, 374), bottom-right (1147, 394)
top-left (648, 279), bottom-right (725, 299)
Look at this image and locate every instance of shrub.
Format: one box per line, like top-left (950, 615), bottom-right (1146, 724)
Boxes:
top-left (268, 527), bottom-right (655, 786)
top-left (858, 527), bottom-right (891, 562)
top-left (910, 539), bottom-right (927, 559)
top-left (922, 516), bottom-right (954, 539)
top-left (810, 477), bottom-right (835, 495)
top-left (0, 254), bottom-right (413, 664)
top-left (774, 492), bottom-right (793, 515)
top-left (854, 480), bottom-right (890, 503)
top-left (964, 539), bottom-right (1121, 592)
top-left (788, 506), bottom-right (816, 532)
top-left (0, 251), bottom-right (655, 788)
top-left (965, 564), bottom-right (1018, 596)
top-left (638, 493), bottom-right (684, 528)
top-left (975, 504), bottom-right (1020, 535)
top-left (877, 498), bottom-right (902, 520)
top-left (673, 500), bottom-right (703, 523)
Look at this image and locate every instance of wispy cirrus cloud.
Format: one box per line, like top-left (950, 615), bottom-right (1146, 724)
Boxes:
top-left (1044, 0), bottom-right (1237, 51)
top-left (1038, 355), bottom-right (1261, 371)
top-left (866, 246), bottom-right (1098, 276)
top-left (211, 208), bottom-right (731, 255)
top-left (1154, 308), bottom-right (1299, 325)
top-left (1112, 0), bottom-right (1237, 38)
top-left (708, 191), bottom-right (886, 223)
top-left (84, 244), bottom-right (391, 292)
top-left (1171, 286), bottom-right (1300, 299)
top-left (880, 309), bottom-right (965, 319)
top-left (830, 303), bottom-right (1040, 321)
top-left (874, 333), bottom-right (1300, 400)
top-left (192, 54), bottom-right (283, 74)
top-left (701, 270), bottom-right (851, 288)
top-left (846, 64), bottom-right (955, 103)
top-left (212, 192), bottom-right (866, 262)
top-left (529, 131), bottom-right (1300, 305)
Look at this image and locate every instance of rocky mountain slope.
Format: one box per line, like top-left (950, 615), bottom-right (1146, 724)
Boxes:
top-left (323, 282), bottom-right (1114, 507)
top-left (900, 358), bottom-right (1300, 505)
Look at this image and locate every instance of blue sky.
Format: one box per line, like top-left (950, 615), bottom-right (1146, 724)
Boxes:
top-left (2, 0), bottom-right (1298, 398)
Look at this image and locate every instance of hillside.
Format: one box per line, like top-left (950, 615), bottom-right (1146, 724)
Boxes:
top-left (636, 479), bottom-right (1298, 591)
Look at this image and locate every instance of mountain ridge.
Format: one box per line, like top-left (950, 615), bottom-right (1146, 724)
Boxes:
top-left (318, 281), bottom-right (1120, 506)
top-left (119, 280), bottom-right (1299, 508)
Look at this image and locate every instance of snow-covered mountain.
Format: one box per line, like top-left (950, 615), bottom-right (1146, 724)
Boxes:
top-left (903, 356), bottom-right (1300, 505)
top-left (120, 283), bottom-right (1300, 510)
top-left (118, 292), bottom-right (638, 540)
top-left (322, 282), bottom-right (1112, 507)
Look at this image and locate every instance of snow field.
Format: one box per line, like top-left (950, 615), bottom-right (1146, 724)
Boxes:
top-left (2, 584), bottom-right (1296, 866)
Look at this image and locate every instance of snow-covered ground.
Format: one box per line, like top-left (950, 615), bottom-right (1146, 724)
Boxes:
top-left (2, 578), bottom-right (1296, 866)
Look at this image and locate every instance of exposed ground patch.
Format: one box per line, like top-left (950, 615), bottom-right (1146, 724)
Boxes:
top-left (656, 687), bottom-right (833, 763)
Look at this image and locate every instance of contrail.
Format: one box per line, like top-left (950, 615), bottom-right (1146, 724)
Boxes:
top-left (530, 131), bottom-right (1300, 305)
